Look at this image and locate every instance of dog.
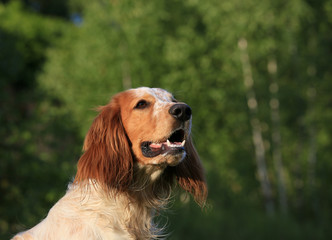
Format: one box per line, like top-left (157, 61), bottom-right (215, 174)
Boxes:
top-left (12, 87), bottom-right (207, 239)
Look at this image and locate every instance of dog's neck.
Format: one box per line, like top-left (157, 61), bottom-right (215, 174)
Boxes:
top-left (129, 164), bottom-right (175, 206)
top-left (67, 177), bottom-right (171, 239)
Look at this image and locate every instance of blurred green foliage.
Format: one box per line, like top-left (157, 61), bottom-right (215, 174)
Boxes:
top-left (1, 0), bottom-right (332, 239)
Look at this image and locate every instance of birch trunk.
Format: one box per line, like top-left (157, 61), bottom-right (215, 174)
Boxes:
top-left (268, 58), bottom-right (288, 214)
top-left (307, 85), bottom-right (317, 213)
top-left (238, 38), bottom-right (275, 216)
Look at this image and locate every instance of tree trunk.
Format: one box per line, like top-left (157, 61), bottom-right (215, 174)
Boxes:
top-left (238, 38), bottom-right (275, 216)
top-left (268, 58), bottom-right (288, 214)
top-left (307, 84), bottom-right (318, 215)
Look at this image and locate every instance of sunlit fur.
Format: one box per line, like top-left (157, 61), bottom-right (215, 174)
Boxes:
top-left (12, 87), bottom-right (207, 240)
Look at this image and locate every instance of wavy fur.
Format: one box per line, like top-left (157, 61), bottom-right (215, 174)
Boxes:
top-left (12, 87), bottom-right (207, 240)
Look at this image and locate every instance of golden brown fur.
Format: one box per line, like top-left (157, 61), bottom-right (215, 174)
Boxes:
top-left (12, 87), bottom-right (207, 240)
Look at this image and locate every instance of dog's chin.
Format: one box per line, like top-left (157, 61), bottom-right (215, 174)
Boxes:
top-left (167, 153), bottom-right (186, 166)
top-left (138, 150), bottom-right (186, 167)
top-left (154, 151), bottom-right (186, 167)
top-left (135, 152), bottom-right (186, 182)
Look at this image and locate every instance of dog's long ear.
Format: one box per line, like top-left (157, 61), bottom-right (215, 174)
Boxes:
top-left (175, 136), bottom-right (207, 206)
top-left (75, 99), bottom-right (133, 191)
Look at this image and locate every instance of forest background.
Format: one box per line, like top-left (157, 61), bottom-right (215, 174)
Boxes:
top-left (1, 0), bottom-right (332, 239)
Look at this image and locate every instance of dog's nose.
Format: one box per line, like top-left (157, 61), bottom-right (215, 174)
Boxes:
top-left (169, 104), bottom-right (192, 122)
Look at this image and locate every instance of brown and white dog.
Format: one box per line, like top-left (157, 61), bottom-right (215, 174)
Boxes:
top-left (13, 87), bottom-right (207, 240)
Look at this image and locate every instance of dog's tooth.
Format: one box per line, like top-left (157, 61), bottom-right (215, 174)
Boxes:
top-left (181, 140), bottom-right (186, 146)
top-left (167, 139), bottom-right (171, 146)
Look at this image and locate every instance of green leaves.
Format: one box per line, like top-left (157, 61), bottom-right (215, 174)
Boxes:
top-left (1, 0), bottom-right (332, 239)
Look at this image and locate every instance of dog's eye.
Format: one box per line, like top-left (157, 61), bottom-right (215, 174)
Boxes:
top-left (134, 100), bottom-right (149, 109)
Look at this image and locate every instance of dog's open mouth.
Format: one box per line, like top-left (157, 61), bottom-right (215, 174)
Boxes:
top-left (141, 129), bottom-right (186, 158)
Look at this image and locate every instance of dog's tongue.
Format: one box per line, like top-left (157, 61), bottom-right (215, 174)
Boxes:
top-left (150, 143), bottom-right (164, 149)
top-left (149, 140), bottom-right (185, 150)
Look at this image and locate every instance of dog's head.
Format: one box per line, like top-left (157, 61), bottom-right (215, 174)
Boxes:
top-left (75, 87), bottom-right (207, 205)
